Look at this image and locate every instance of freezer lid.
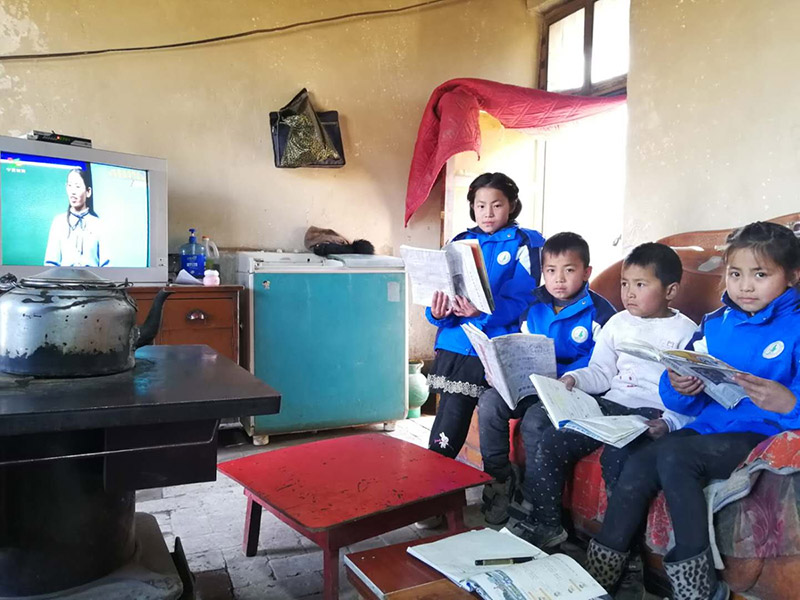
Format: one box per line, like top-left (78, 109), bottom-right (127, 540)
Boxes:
top-left (224, 250), bottom-right (341, 273)
top-left (327, 254), bottom-right (405, 269)
top-left (251, 252), bottom-right (330, 266)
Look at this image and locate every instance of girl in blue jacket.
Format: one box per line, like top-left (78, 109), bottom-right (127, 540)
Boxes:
top-left (425, 172), bottom-right (544, 460)
top-left (584, 221), bottom-right (800, 600)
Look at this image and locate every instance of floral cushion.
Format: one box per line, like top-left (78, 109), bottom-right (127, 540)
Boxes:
top-left (566, 431), bottom-right (800, 558)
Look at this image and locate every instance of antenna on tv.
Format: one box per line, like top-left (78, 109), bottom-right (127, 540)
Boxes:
top-left (25, 130), bottom-right (92, 148)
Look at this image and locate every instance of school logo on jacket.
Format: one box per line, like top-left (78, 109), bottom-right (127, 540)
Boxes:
top-left (571, 326), bottom-right (589, 343)
top-left (497, 251), bottom-right (511, 265)
top-left (762, 340), bottom-right (785, 359)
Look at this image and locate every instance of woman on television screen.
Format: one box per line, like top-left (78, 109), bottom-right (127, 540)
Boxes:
top-left (44, 167), bottom-right (109, 267)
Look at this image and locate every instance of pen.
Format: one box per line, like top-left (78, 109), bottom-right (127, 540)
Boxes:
top-left (474, 556), bottom-right (536, 566)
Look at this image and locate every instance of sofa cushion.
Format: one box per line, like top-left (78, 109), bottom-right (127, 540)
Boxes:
top-left (567, 432), bottom-right (800, 558)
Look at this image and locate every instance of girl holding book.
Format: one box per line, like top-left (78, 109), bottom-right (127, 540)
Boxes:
top-left (585, 221), bottom-right (800, 600)
top-left (424, 173), bottom-right (544, 463)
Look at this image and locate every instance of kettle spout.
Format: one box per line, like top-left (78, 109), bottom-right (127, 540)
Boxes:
top-left (136, 288), bottom-right (173, 348)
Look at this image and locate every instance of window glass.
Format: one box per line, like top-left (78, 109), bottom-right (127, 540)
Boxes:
top-left (541, 105), bottom-right (627, 274)
top-left (547, 8), bottom-right (585, 92)
top-left (591, 0), bottom-right (630, 83)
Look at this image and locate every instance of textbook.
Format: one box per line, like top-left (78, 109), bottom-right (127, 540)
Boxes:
top-left (529, 374), bottom-right (651, 448)
top-left (407, 528), bottom-right (609, 600)
top-left (461, 323), bottom-right (557, 410)
top-left (616, 340), bottom-right (747, 409)
top-left (400, 241), bottom-right (494, 314)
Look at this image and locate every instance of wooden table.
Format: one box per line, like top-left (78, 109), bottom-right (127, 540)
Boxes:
top-left (345, 532), bottom-right (474, 600)
top-left (217, 433), bottom-right (491, 600)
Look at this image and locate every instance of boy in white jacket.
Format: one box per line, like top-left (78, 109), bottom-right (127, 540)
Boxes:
top-left (516, 243), bottom-right (697, 551)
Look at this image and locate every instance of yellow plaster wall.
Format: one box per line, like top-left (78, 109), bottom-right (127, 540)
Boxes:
top-left (625, 0), bottom-right (800, 245)
top-left (0, 0), bottom-right (542, 359)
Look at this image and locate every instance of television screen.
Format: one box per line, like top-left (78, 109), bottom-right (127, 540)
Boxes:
top-left (0, 152), bottom-right (150, 268)
top-left (0, 136), bottom-right (168, 284)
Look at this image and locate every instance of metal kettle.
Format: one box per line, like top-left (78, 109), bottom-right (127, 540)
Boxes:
top-left (0, 267), bottom-right (171, 377)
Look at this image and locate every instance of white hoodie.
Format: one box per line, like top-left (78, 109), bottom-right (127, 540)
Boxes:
top-left (564, 309), bottom-right (698, 431)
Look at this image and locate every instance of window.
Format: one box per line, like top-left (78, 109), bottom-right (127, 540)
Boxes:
top-left (540, 0), bottom-right (629, 96)
top-left (440, 1), bottom-right (631, 275)
top-left (536, 0), bottom-right (630, 273)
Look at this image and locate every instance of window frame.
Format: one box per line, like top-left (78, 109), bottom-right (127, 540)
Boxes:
top-left (539, 0), bottom-right (628, 96)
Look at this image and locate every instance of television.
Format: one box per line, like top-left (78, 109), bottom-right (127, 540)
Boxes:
top-left (0, 135), bottom-right (168, 284)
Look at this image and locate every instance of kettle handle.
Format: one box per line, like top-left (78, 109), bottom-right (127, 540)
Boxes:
top-left (0, 273), bottom-right (18, 295)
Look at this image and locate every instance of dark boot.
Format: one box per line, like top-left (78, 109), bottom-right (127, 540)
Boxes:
top-left (514, 518), bottom-right (567, 549)
top-left (663, 547), bottom-right (730, 600)
top-left (614, 552), bottom-right (646, 600)
top-left (481, 464), bottom-right (518, 525)
top-left (584, 538), bottom-right (629, 592)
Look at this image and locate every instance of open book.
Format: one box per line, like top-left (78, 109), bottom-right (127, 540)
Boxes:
top-left (461, 323), bottom-right (556, 410)
top-left (617, 340), bottom-right (746, 409)
top-left (400, 241), bottom-right (494, 314)
top-left (529, 374), bottom-right (651, 448)
top-left (407, 528), bottom-right (609, 600)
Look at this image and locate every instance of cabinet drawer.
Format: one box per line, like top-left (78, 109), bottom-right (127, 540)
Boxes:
top-left (161, 298), bottom-right (235, 331)
top-left (159, 329), bottom-right (236, 362)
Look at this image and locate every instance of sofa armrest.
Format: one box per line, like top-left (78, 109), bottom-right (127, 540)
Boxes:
top-left (741, 429), bottom-right (800, 470)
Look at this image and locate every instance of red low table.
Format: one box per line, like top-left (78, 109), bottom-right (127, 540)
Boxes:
top-left (217, 433), bottom-right (491, 600)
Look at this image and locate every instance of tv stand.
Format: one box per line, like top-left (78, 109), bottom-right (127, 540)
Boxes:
top-left (128, 285), bottom-right (242, 365)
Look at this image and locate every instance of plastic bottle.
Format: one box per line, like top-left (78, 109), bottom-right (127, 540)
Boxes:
top-left (179, 228), bottom-right (206, 278)
top-left (203, 269), bottom-right (220, 286)
top-left (202, 235), bottom-right (220, 271)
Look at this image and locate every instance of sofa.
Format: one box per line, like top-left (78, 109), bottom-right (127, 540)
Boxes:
top-left (457, 213), bottom-right (800, 600)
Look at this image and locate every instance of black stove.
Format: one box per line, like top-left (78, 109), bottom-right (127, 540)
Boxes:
top-left (0, 345), bottom-right (280, 598)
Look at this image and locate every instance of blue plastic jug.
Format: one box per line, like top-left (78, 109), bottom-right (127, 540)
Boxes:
top-left (179, 228), bottom-right (206, 278)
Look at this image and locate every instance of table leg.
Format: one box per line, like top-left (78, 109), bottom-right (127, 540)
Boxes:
top-left (322, 542), bottom-right (340, 600)
top-left (444, 506), bottom-right (465, 533)
top-left (243, 496), bottom-right (262, 557)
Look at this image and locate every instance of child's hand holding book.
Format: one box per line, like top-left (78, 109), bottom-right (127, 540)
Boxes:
top-left (431, 290), bottom-right (453, 319)
top-left (734, 372), bottom-right (797, 414)
top-left (669, 365), bottom-right (798, 414)
top-left (451, 295), bottom-right (480, 318)
top-left (667, 369), bottom-right (705, 396)
top-left (645, 418), bottom-right (669, 439)
top-left (560, 374), bottom-right (577, 390)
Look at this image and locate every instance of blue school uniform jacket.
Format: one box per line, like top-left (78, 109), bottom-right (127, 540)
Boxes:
top-left (426, 224), bottom-right (545, 356)
top-left (520, 283), bottom-right (617, 377)
top-left (660, 286), bottom-right (800, 436)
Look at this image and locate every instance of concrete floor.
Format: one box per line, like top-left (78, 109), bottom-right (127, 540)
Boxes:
top-left (137, 417), bottom-right (664, 599)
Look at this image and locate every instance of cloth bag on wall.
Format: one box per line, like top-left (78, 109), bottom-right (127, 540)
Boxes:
top-left (269, 89), bottom-right (345, 168)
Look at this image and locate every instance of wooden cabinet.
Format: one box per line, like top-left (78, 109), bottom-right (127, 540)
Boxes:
top-left (129, 285), bottom-right (242, 364)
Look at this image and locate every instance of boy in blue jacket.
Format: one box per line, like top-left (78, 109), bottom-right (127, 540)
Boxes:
top-left (479, 232), bottom-right (616, 525)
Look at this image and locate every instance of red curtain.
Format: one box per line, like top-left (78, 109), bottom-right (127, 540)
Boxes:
top-left (404, 78), bottom-right (626, 226)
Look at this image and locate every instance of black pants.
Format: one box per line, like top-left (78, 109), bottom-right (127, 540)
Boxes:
top-left (427, 350), bottom-right (485, 459)
top-left (597, 429), bottom-right (767, 561)
top-left (527, 399), bottom-right (662, 527)
top-left (428, 391), bottom-right (478, 458)
top-left (478, 388), bottom-right (552, 500)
